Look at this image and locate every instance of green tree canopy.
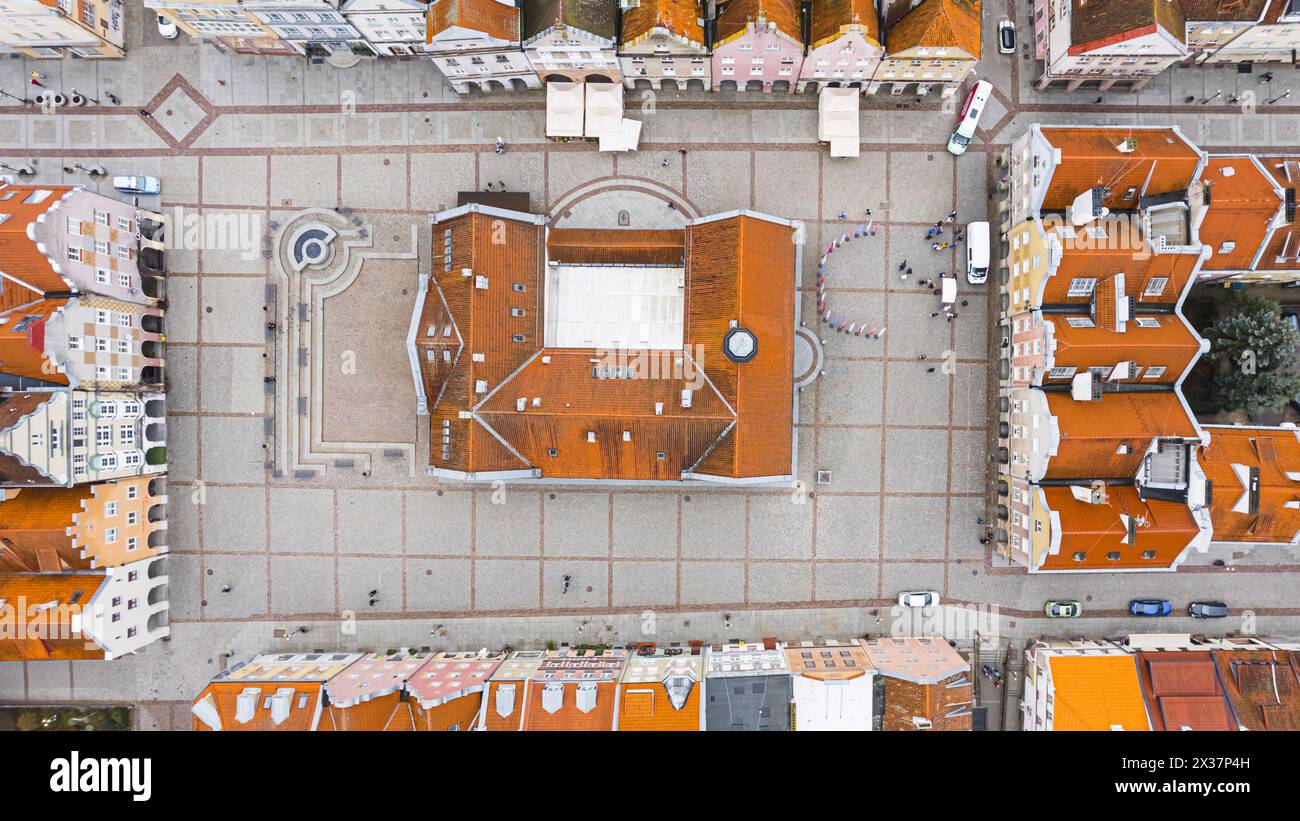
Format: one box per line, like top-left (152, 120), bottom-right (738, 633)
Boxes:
top-left (1192, 294), bottom-right (1300, 415)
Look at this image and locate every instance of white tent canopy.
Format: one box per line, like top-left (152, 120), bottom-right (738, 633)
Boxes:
top-left (584, 82), bottom-right (624, 139)
top-left (818, 87), bottom-right (860, 158)
top-left (599, 118), bottom-right (642, 153)
top-left (941, 275), bottom-right (957, 306)
top-left (546, 82), bottom-right (584, 138)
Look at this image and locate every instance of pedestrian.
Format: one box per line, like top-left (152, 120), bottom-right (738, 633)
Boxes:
top-left (930, 311), bottom-right (939, 318)
top-left (1094, 96), bottom-right (1103, 104)
top-left (961, 299), bottom-right (969, 307)
top-left (105, 92), bottom-right (120, 105)
top-left (935, 220), bottom-right (943, 230)
top-left (976, 517), bottom-right (985, 525)
top-left (900, 270), bottom-right (909, 281)
top-left (220, 584), bottom-right (232, 593)
top-left (679, 148), bottom-right (687, 156)
top-left (368, 589), bottom-right (378, 598)
top-left (898, 260), bottom-right (907, 272)
top-left (486, 182), bottom-right (495, 191)
top-left (946, 209), bottom-right (957, 223)
top-left (906, 267), bottom-right (912, 276)
top-left (946, 314), bottom-right (954, 323)
top-left (498, 181), bottom-right (505, 190)
top-left (918, 278), bottom-right (929, 287)
top-left (494, 136), bottom-right (505, 154)
top-left (139, 108), bottom-right (153, 118)
top-left (661, 157), bottom-right (670, 167)
top-left (925, 227), bottom-right (937, 239)
top-left (838, 210), bottom-right (847, 220)
top-left (932, 242), bottom-right (941, 251)
top-left (218, 79), bottom-right (227, 87)
top-left (979, 537), bottom-right (991, 545)
top-left (368, 598), bottom-right (377, 607)
top-left (667, 201), bottom-right (676, 210)
top-left (919, 354), bottom-right (928, 360)
top-left (1261, 71), bottom-right (1275, 83)
top-left (865, 208), bottom-right (872, 217)
top-left (926, 367), bottom-right (936, 373)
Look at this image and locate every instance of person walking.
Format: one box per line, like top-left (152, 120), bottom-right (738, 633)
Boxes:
top-left (926, 367), bottom-right (936, 373)
top-left (139, 108), bottom-right (153, 118)
top-left (898, 260), bottom-right (907, 272)
top-left (220, 584), bottom-right (232, 593)
top-left (946, 209), bottom-right (957, 223)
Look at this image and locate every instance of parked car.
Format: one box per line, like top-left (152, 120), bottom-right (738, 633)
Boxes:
top-left (946, 80), bottom-right (992, 156)
top-left (1045, 600), bottom-right (1081, 618)
top-left (1129, 599), bottom-right (1172, 617)
top-left (966, 221), bottom-right (990, 285)
top-left (1189, 601), bottom-right (1229, 619)
top-left (898, 591), bottom-right (941, 608)
top-left (157, 15), bottom-right (179, 40)
top-left (113, 175), bottom-right (161, 195)
top-left (998, 20), bottom-right (1017, 55)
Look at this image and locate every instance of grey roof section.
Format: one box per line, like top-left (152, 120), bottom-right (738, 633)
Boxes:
top-left (521, 0), bottom-right (617, 41)
top-left (704, 673), bottom-right (792, 731)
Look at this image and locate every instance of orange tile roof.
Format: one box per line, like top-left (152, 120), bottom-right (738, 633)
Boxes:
top-left (1045, 390), bottom-right (1198, 480)
top-left (547, 227), bottom-right (685, 266)
top-left (321, 690), bottom-right (412, 731)
top-left (1043, 235), bottom-right (1201, 308)
top-left (1047, 655), bottom-right (1151, 731)
top-left (880, 674), bottom-right (973, 731)
top-left (0, 571), bottom-right (108, 660)
top-left (191, 681), bottom-right (325, 731)
top-left (1198, 156), bottom-right (1284, 271)
top-left (885, 0), bottom-right (981, 57)
top-left (1038, 485), bottom-right (1201, 570)
top-left (1251, 155), bottom-right (1300, 271)
top-left (1200, 425), bottom-right (1300, 544)
top-left (427, 0), bottom-right (519, 44)
top-left (522, 679), bottom-right (619, 730)
top-left (1214, 648), bottom-right (1300, 731)
top-left (1067, 0), bottom-right (1186, 54)
top-left (1043, 312), bottom-right (1202, 385)
top-left (1038, 127), bottom-right (1202, 212)
top-left (810, 0), bottom-right (880, 48)
top-left (620, 0), bottom-right (705, 47)
top-left (715, 0), bottom-right (804, 45)
top-left (416, 210), bottom-right (796, 481)
top-left (618, 647), bottom-right (705, 731)
top-left (1135, 652), bottom-right (1236, 731)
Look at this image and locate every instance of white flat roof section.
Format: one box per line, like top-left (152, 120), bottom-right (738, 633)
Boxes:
top-left (544, 265), bottom-right (685, 350)
top-left (819, 87), bottom-right (859, 158)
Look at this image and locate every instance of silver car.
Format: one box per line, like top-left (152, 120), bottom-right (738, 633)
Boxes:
top-left (113, 175), bottom-right (161, 195)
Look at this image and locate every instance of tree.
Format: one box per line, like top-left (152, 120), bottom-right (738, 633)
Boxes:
top-left (1191, 294), bottom-right (1300, 414)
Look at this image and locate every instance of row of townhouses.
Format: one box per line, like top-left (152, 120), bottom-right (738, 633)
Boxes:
top-left (0, 181), bottom-right (171, 662)
top-left (0, 0), bottom-right (985, 97)
top-left (190, 638), bottom-right (974, 731)
top-left (1023, 633), bottom-right (1299, 730)
top-left (994, 123), bottom-right (1300, 573)
top-left (1036, 0), bottom-right (1300, 92)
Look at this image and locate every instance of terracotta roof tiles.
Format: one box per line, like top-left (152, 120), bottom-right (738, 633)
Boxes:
top-left (620, 0), bottom-right (705, 47)
top-left (715, 0), bottom-right (804, 45)
top-left (427, 0), bottom-right (520, 43)
top-left (885, 0), bottom-right (981, 57)
top-left (810, 0), bottom-right (879, 47)
top-left (1044, 390), bottom-right (1198, 480)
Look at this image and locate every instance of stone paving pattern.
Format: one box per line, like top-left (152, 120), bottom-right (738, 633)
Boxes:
top-left (3, 1), bottom-right (1300, 713)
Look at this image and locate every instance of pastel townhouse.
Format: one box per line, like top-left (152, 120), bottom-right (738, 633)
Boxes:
top-left (617, 642), bottom-right (707, 730)
top-left (0, 478), bottom-right (167, 572)
top-left (0, 390), bottom-right (167, 488)
top-left (0, 557), bottom-right (169, 660)
top-left (0, 297), bottom-right (164, 392)
top-left (798, 0), bottom-right (883, 93)
top-left (1204, 0), bottom-right (1300, 65)
top-left (145, 0), bottom-right (295, 56)
top-left (406, 650), bottom-right (505, 729)
top-left (191, 652), bottom-right (363, 731)
top-left (704, 638), bottom-right (792, 730)
top-left (783, 638), bottom-right (876, 731)
top-left (340, 0), bottom-right (430, 57)
top-left (1032, 0), bottom-right (1187, 93)
top-left (426, 0), bottom-right (539, 92)
top-left (321, 650), bottom-right (437, 730)
top-left (619, 0), bottom-right (712, 91)
top-left (873, 0), bottom-right (980, 97)
top-left (0, 182), bottom-right (163, 311)
top-left (520, 0), bottom-right (620, 84)
top-left (0, 0), bottom-right (126, 60)
top-left (711, 0), bottom-right (806, 92)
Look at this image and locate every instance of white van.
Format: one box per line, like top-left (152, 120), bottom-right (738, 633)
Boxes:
top-left (966, 221), bottom-right (990, 285)
top-left (946, 80), bottom-right (993, 156)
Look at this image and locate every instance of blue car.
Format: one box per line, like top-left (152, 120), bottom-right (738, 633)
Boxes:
top-left (1129, 599), bottom-right (1172, 617)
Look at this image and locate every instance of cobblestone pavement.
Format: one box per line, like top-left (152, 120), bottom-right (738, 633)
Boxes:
top-left (3, 1), bottom-right (1300, 710)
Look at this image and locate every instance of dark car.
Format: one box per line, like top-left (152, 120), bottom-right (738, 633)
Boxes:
top-left (1189, 601), bottom-right (1229, 619)
top-left (1130, 599), bottom-right (1172, 617)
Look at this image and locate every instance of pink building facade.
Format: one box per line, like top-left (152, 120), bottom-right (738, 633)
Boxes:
top-left (711, 4), bottom-right (805, 92)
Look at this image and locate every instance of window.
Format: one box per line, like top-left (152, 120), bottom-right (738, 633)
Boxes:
top-left (1067, 277), bottom-right (1096, 297)
top-left (105, 501), bottom-right (118, 517)
top-left (115, 367), bottom-right (131, 381)
top-left (105, 528), bottom-right (118, 544)
top-left (68, 247), bottom-right (82, 262)
top-left (118, 273), bottom-right (131, 289)
top-left (96, 425), bottom-right (113, 446)
top-left (1143, 366), bottom-right (1167, 379)
top-left (1143, 277), bottom-right (1168, 297)
top-left (116, 245), bottom-right (131, 260)
top-left (94, 240), bottom-right (110, 255)
top-left (1048, 366), bottom-right (1077, 379)
top-left (116, 216), bottom-right (132, 231)
top-left (1135, 316), bottom-right (1160, 328)
top-left (96, 268), bottom-right (110, 284)
top-left (127, 484), bottom-right (139, 501)
top-left (127, 511), bottom-right (138, 526)
top-left (96, 366), bottom-right (110, 380)
top-left (68, 336), bottom-right (82, 351)
top-left (126, 536), bottom-right (138, 552)
top-left (114, 339), bottom-right (130, 354)
top-left (95, 309), bottom-right (109, 325)
top-left (68, 216), bottom-right (83, 235)
top-left (24, 190), bottom-right (52, 204)
top-left (116, 313), bottom-right (131, 328)
top-left (123, 451), bottom-right (142, 468)
top-left (95, 337), bottom-right (109, 353)
top-left (1065, 317), bottom-right (1094, 328)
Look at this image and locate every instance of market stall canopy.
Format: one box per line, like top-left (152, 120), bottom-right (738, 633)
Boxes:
top-left (941, 275), bottom-right (957, 305)
top-left (599, 118), bottom-right (642, 153)
top-left (818, 87), bottom-right (859, 158)
top-left (546, 82), bottom-right (584, 138)
top-left (585, 82), bottom-right (624, 140)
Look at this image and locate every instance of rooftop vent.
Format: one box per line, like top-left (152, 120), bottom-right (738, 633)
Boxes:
top-left (723, 326), bottom-right (758, 363)
top-left (1116, 138), bottom-right (1137, 154)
